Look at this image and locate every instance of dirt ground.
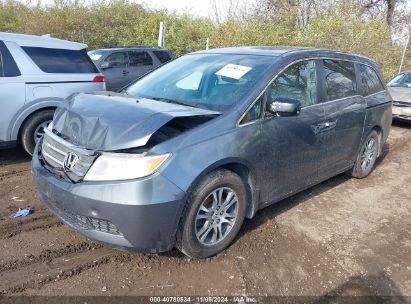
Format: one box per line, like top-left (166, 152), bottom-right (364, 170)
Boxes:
top-left (0, 122), bottom-right (410, 299)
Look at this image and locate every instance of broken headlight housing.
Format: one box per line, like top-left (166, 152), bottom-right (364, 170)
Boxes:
top-left (84, 152), bottom-right (170, 181)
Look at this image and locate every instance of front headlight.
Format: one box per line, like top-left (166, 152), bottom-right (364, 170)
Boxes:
top-left (84, 152), bottom-right (170, 181)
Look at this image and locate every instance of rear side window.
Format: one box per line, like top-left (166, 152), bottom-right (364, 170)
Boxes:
top-left (129, 51), bottom-right (153, 66)
top-left (23, 47), bottom-right (99, 74)
top-left (360, 64), bottom-right (384, 96)
top-left (153, 50), bottom-right (172, 63)
top-left (0, 41), bottom-right (21, 77)
top-left (323, 59), bottom-right (357, 101)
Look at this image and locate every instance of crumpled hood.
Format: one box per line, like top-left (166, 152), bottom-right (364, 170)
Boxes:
top-left (388, 87), bottom-right (411, 103)
top-left (53, 92), bottom-right (219, 150)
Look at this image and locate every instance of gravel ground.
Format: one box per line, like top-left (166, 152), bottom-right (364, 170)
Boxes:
top-left (0, 123), bottom-right (410, 299)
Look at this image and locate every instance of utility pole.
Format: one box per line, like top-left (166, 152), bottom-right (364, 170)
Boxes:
top-left (158, 21), bottom-right (165, 48)
top-left (206, 38), bottom-right (209, 50)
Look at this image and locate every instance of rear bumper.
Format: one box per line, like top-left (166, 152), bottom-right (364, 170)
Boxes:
top-left (32, 144), bottom-right (186, 253)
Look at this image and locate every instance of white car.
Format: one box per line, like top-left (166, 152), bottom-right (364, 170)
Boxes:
top-left (388, 71), bottom-right (411, 121)
top-left (0, 32), bottom-right (105, 154)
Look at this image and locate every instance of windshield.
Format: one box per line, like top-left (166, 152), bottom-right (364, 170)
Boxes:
top-left (388, 73), bottom-right (411, 88)
top-left (88, 50), bottom-right (107, 62)
top-left (126, 53), bottom-right (273, 112)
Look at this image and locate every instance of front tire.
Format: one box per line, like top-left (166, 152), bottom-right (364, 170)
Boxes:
top-left (176, 169), bottom-right (247, 258)
top-left (20, 110), bottom-right (54, 155)
top-left (346, 130), bottom-right (379, 178)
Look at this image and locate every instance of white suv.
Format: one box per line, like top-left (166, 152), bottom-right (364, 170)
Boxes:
top-left (0, 32), bottom-right (105, 154)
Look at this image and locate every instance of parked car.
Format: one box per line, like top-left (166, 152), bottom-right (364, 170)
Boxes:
top-left (32, 47), bottom-right (392, 258)
top-left (387, 71), bottom-right (411, 121)
top-left (0, 32), bottom-right (105, 155)
top-left (88, 46), bottom-right (173, 91)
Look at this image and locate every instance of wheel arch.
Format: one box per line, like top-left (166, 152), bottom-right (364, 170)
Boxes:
top-left (9, 98), bottom-right (63, 141)
top-left (17, 107), bottom-right (57, 141)
top-left (184, 158), bottom-right (260, 219)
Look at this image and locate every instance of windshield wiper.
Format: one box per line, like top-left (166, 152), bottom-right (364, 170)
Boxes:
top-left (150, 97), bottom-right (198, 108)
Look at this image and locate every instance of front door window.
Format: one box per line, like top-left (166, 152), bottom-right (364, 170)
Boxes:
top-left (104, 52), bottom-right (128, 68)
top-left (271, 60), bottom-right (317, 107)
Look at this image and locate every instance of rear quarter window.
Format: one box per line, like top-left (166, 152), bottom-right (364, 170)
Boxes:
top-left (359, 64), bottom-right (384, 96)
top-left (0, 41), bottom-right (21, 77)
top-left (153, 50), bottom-right (172, 64)
top-left (22, 47), bottom-right (99, 74)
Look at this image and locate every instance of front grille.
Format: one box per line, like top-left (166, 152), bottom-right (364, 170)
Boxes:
top-left (393, 101), bottom-right (411, 107)
top-left (41, 128), bottom-right (97, 182)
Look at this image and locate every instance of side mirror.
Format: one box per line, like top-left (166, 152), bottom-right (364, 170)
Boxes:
top-left (100, 61), bottom-right (111, 70)
top-left (268, 97), bottom-right (301, 117)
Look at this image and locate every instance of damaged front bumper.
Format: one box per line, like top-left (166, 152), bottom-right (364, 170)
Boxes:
top-left (392, 101), bottom-right (411, 121)
top-left (32, 144), bottom-right (186, 253)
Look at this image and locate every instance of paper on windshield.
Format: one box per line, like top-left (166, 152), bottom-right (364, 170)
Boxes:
top-left (89, 54), bottom-right (103, 61)
top-left (215, 64), bottom-right (252, 80)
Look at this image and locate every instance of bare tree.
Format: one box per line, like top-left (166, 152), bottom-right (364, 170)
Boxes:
top-left (361, 0), bottom-right (404, 28)
top-left (253, 0), bottom-right (332, 28)
top-left (209, 0), bottom-right (250, 23)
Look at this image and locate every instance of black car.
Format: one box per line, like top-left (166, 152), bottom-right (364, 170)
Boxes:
top-left (33, 47), bottom-right (392, 258)
top-left (88, 46), bottom-right (173, 91)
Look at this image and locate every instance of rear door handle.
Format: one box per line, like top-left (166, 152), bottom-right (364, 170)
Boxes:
top-left (122, 70), bottom-right (129, 75)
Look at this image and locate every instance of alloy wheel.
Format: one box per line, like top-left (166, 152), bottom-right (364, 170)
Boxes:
top-left (195, 187), bottom-right (239, 246)
top-left (33, 120), bottom-right (52, 144)
top-left (360, 137), bottom-right (377, 171)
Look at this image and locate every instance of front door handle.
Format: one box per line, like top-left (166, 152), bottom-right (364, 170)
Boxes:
top-left (122, 70), bottom-right (129, 75)
top-left (311, 119), bottom-right (338, 134)
top-left (323, 119), bottom-right (338, 131)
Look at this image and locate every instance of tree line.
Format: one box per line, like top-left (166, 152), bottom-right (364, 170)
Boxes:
top-left (0, 0), bottom-right (409, 80)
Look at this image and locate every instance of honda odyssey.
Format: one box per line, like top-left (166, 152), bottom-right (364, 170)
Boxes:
top-left (32, 47), bottom-right (392, 258)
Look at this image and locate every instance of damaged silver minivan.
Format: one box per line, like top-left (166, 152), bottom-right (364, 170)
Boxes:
top-left (32, 47), bottom-right (392, 258)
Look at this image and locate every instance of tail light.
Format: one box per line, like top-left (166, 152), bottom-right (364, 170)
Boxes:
top-left (93, 75), bottom-right (105, 83)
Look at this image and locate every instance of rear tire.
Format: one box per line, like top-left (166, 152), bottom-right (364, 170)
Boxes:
top-left (20, 110), bottom-right (54, 155)
top-left (176, 169), bottom-right (247, 258)
top-left (346, 130), bottom-right (379, 178)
